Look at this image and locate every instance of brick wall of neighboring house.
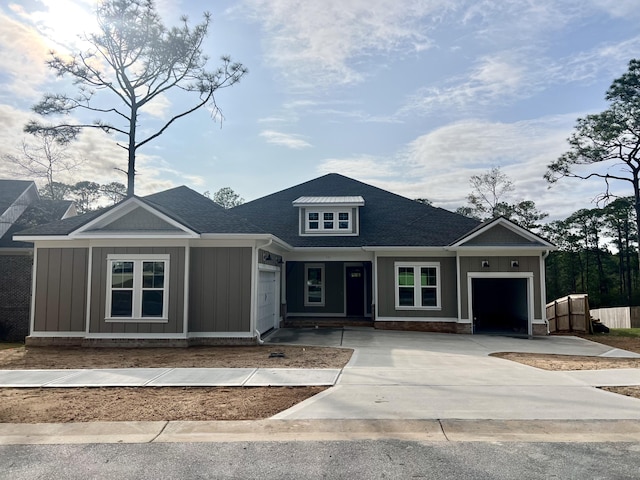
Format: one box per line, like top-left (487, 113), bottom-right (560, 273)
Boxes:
top-left (0, 254), bottom-right (32, 341)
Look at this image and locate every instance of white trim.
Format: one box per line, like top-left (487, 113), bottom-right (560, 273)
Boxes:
top-left (304, 263), bottom-right (325, 307)
top-left (105, 254), bottom-right (170, 321)
top-left (85, 333), bottom-right (186, 339)
top-left (456, 253), bottom-right (462, 322)
top-left (71, 197), bottom-right (199, 237)
top-left (258, 263), bottom-right (280, 272)
top-left (373, 251), bottom-right (379, 321)
top-left (187, 332), bottom-right (254, 338)
top-left (450, 217), bottom-right (555, 248)
top-left (467, 272), bottom-right (534, 336)
top-left (28, 245), bottom-right (38, 336)
top-left (394, 262), bottom-right (442, 311)
top-left (85, 245), bottom-right (93, 334)
top-left (29, 331), bottom-right (86, 338)
top-left (375, 316), bottom-right (458, 323)
top-left (183, 244), bottom-right (190, 336)
top-left (105, 318), bottom-right (169, 324)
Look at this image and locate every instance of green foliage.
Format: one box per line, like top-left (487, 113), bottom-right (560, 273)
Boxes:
top-left (39, 180), bottom-right (127, 213)
top-left (212, 187), bottom-right (244, 209)
top-left (544, 201), bottom-right (639, 308)
top-left (546, 59), bottom-right (640, 265)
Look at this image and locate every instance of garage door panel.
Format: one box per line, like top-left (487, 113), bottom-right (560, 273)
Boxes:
top-left (257, 270), bottom-right (278, 334)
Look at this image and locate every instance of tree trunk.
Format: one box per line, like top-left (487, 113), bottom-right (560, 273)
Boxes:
top-left (127, 105), bottom-right (137, 197)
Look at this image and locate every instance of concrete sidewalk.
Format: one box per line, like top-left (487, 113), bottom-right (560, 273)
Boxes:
top-left (0, 367), bottom-right (341, 387)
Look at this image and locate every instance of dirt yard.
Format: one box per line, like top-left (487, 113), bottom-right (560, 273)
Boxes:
top-left (0, 345), bottom-right (351, 423)
top-left (1, 334), bottom-right (640, 423)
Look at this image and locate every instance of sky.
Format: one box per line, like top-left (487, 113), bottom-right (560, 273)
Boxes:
top-left (1, 0), bottom-right (639, 221)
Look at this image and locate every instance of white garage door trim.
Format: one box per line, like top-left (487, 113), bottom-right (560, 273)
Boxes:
top-left (467, 272), bottom-right (534, 336)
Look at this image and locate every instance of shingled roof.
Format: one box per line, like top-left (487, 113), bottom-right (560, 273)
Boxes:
top-left (15, 186), bottom-right (266, 237)
top-left (232, 173), bottom-right (480, 247)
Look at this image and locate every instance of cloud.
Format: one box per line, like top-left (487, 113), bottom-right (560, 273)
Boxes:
top-left (317, 155), bottom-right (397, 179)
top-left (259, 130), bottom-right (312, 149)
top-left (240, 0), bottom-right (449, 90)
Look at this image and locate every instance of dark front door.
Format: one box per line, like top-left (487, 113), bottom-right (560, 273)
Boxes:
top-left (346, 266), bottom-right (365, 316)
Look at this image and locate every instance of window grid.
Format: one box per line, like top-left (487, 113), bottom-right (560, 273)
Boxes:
top-left (106, 255), bottom-right (169, 320)
top-left (395, 262), bottom-right (440, 310)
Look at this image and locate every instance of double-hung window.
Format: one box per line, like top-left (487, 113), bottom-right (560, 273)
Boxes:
top-left (395, 262), bottom-right (440, 310)
top-left (106, 254), bottom-right (169, 321)
top-left (304, 264), bottom-right (325, 306)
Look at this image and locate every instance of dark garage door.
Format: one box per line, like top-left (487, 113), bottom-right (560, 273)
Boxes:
top-left (472, 278), bottom-right (528, 335)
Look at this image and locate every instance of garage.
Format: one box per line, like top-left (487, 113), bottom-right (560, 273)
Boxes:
top-left (257, 269), bottom-right (279, 334)
top-left (471, 277), bottom-right (529, 335)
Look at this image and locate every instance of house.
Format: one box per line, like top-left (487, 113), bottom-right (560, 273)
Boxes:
top-left (0, 179), bottom-right (75, 341)
top-left (14, 174), bottom-right (555, 346)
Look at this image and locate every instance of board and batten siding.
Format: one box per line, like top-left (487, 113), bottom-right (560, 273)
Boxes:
top-left (458, 256), bottom-right (542, 320)
top-left (33, 248), bottom-right (88, 332)
top-left (89, 246), bottom-right (185, 334)
top-left (188, 247), bottom-right (252, 332)
top-left (376, 256), bottom-right (458, 318)
top-left (286, 261), bottom-right (345, 314)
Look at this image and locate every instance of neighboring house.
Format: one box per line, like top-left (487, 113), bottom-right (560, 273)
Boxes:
top-left (14, 174), bottom-right (555, 346)
top-left (0, 179), bottom-right (75, 341)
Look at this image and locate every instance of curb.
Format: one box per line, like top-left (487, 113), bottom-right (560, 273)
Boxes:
top-left (2, 419), bottom-right (640, 445)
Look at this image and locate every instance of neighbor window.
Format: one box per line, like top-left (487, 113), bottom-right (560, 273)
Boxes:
top-left (106, 254), bottom-right (169, 320)
top-left (395, 262), bottom-right (440, 309)
top-left (305, 264), bottom-right (325, 306)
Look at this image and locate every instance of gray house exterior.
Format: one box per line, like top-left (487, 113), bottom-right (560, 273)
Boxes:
top-left (15, 174), bottom-right (555, 346)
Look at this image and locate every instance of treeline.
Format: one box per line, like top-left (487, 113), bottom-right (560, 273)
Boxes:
top-left (42, 181), bottom-right (126, 214)
top-left (543, 197), bottom-right (638, 308)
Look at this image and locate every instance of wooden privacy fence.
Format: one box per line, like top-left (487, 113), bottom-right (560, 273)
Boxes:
top-left (546, 294), bottom-right (591, 333)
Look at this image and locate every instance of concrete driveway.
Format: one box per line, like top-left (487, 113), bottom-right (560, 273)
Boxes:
top-left (266, 328), bottom-right (640, 420)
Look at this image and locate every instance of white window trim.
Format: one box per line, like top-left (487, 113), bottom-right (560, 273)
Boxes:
top-left (105, 253), bottom-right (170, 322)
top-left (394, 262), bottom-right (441, 311)
top-left (304, 263), bottom-right (325, 307)
top-left (305, 208), bottom-right (352, 233)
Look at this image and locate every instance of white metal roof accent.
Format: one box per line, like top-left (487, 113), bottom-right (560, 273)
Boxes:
top-left (292, 196), bottom-right (365, 207)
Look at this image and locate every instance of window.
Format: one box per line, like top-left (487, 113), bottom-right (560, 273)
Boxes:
top-left (106, 254), bottom-right (169, 320)
top-left (395, 262), bottom-right (440, 310)
top-left (306, 210), bottom-right (350, 232)
top-left (304, 264), bottom-right (325, 306)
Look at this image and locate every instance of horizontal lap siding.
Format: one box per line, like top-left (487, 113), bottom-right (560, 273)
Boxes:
top-left (33, 248), bottom-right (88, 332)
top-left (377, 257), bottom-right (457, 318)
top-left (188, 247), bottom-right (252, 332)
top-left (89, 247), bottom-right (185, 334)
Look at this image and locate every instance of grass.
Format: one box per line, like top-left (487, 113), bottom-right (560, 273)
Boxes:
top-left (0, 343), bottom-right (23, 350)
top-left (608, 328), bottom-right (640, 338)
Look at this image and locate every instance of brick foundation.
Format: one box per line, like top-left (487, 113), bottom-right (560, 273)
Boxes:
top-left (25, 336), bottom-right (258, 347)
top-left (375, 321), bottom-right (472, 334)
top-left (0, 254), bottom-right (32, 342)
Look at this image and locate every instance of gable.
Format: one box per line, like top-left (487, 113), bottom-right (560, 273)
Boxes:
top-left (92, 206), bottom-right (181, 232)
top-left (459, 223), bottom-right (546, 247)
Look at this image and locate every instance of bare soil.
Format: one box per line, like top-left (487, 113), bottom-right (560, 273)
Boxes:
top-left (0, 345), bottom-right (351, 423)
top-left (491, 334), bottom-right (640, 402)
top-left (2, 334), bottom-right (640, 423)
